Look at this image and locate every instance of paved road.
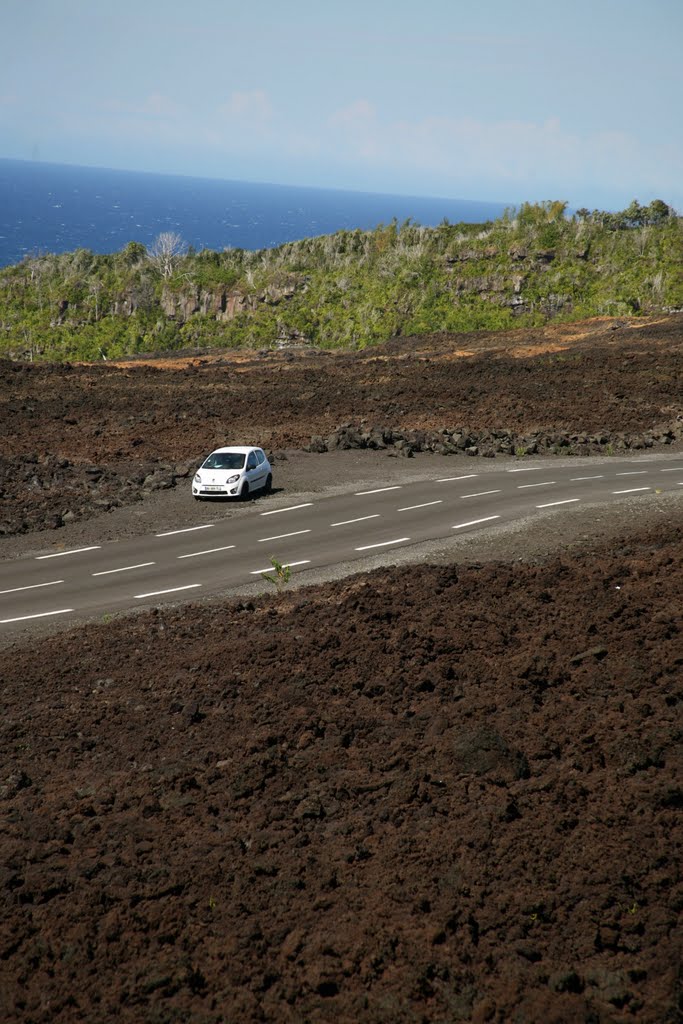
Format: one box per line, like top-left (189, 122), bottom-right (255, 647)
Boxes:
top-left (1, 455), bottom-right (682, 636)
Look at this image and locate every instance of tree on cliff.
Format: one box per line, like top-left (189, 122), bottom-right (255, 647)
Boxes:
top-left (146, 232), bottom-right (187, 279)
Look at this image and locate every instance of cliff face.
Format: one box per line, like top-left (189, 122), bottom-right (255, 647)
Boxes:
top-left (159, 277), bottom-right (303, 324)
top-left (151, 248), bottom-right (574, 327)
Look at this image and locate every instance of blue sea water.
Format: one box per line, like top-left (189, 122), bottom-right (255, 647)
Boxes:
top-left (0, 159), bottom-right (507, 269)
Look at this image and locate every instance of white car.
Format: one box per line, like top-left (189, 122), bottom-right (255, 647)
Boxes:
top-left (192, 446), bottom-right (273, 500)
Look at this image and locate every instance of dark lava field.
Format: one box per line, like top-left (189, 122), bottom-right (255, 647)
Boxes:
top-left (1, 315), bottom-right (682, 1022)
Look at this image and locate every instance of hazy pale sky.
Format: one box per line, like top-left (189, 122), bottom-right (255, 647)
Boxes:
top-left (2, 0), bottom-right (682, 209)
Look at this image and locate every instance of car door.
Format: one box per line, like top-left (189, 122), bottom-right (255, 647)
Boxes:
top-left (253, 449), bottom-right (268, 487)
top-left (245, 450), bottom-right (262, 489)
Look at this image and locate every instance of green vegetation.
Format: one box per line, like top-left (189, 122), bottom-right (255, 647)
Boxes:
top-left (262, 558), bottom-right (292, 593)
top-left (1, 200), bottom-right (681, 361)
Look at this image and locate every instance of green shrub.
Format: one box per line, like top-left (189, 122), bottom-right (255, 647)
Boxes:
top-left (1, 199), bottom-right (679, 361)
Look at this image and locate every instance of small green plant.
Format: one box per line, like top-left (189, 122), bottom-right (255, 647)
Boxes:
top-left (208, 895), bottom-right (217, 912)
top-left (605, 442), bottom-right (615, 456)
top-left (262, 557), bottom-right (291, 593)
top-left (102, 613), bottom-right (112, 624)
top-left (515, 445), bottom-right (527, 457)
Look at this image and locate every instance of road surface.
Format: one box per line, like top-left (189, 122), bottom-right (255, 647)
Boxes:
top-left (1, 455), bottom-right (681, 639)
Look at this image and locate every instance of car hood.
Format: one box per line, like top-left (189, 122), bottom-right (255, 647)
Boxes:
top-left (200, 469), bottom-right (243, 481)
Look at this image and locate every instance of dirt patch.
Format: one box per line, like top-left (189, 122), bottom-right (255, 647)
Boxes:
top-left (1, 522), bottom-right (681, 1022)
top-left (99, 316), bottom-right (651, 368)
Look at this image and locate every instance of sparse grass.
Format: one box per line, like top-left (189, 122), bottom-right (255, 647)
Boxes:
top-left (262, 558), bottom-right (292, 593)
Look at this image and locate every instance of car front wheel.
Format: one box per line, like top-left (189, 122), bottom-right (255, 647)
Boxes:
top-left (263, 473), bottom-right (272, 494)
top-left (240, 481), bottom-right (250, 501)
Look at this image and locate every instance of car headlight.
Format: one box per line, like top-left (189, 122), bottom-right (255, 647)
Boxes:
top-left (227, 474), bottom-right (240, 483)
top-left (194, 473), bottom-right (202, 484)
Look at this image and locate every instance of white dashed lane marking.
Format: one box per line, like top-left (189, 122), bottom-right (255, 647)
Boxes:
top-left (397, 500), bottom-right (443, 512)
top-left (92, 562), bottom-right (155, 577)
top-left (570, 475), bottom-right (604, 481)
top-left (258, 530), bottom-right (311, 543)
top-left (506, 467), bottom-right (541, 473)
top-left (612, 487), bottom-right (651, 494)
top-left (616, 471), bottom-right (648, 476)
top-left (355, 538), bottom-right (410, 551)
top-left (536, 498), bottom-right (580, 508)
top-left (437, 474), bottom-right (478, 482)
top-left (461, 490), bottom-right (501, 499)
top-left (250, 560), bottom-right (310, 575)
top-left (178, 545), bottom-right (236, 559)
top-left (1, 608), bottom-right (74, 624)
top-left (517, 481), bottom-right (556, 489)
top-left (156, 525), bottom-right (214, 537)
top-left (0, 580), bottom-right (64, 595)
top-left (452, 516), bottom-right (500, 530)
top-left (36, 546), bottom-right (101, 559)
top-left (330, 514), bottom-right (380, 527)
top-left (260, 503), bottom-right (313, 516)
top-left (135, 584), bottom-right (202, 599)
top-left (355, 486), bottom-right (402, 495)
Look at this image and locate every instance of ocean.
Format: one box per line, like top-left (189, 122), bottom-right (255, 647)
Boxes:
top-left (0, 158), bottom-right (507, 268)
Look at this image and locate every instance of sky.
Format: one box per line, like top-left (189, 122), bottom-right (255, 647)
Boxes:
top-left (1, 0), bottom-right (682, 210)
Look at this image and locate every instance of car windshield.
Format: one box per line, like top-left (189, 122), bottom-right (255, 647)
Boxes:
top-left (202, 452), bottom-right (245, 470)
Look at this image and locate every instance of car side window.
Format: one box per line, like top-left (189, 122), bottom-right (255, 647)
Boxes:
top-left (256, 450), bottom-right (265, 465)
top-left (247, 454), bottom-right (257, 470)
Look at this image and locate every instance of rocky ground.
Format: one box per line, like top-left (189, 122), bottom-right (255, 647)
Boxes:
top-left (1, 315), bottom-right (682, 1022)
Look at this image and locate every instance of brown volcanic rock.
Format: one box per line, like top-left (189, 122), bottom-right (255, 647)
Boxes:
top-left (1, 524), bottom-right (681, 1022)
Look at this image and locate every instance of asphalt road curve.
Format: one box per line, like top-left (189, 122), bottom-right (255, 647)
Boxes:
top-left (2, 456), bottom-right (682, 636)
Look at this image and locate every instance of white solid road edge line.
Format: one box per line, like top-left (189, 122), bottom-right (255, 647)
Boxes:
top-left (0, 580), bottom-right (64, 596)
top-left (250, 560), bottom-right (311, 574)
top-left (258, 529), bottom-right (311, 543)
top-left (36, 546), bottom-right (101, 559)
top-left (452, 515), bottom-right (500, 530)
top-left (134, 584), bottom-right (202, 599)
top-left (612, 487), bottom-right (651, 494)
top-left (536, 498), bottom-right (581, 508)
top-left (1, 608), bottom-right (74, 624)
top-left (355, 537), bottom-right (410, 551)
top-left (506, 468), bottom-right (541, 473)
top-left (260, 503), bottom-right (313, 516)
top-left (177, 545), bottom-right (236, 559)
top-left (92, 562), bottom-right (156, 577)
top-left (156, 525), bottom-right (214, 537)
top-left (355, 486), bottom-right (402, 495)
